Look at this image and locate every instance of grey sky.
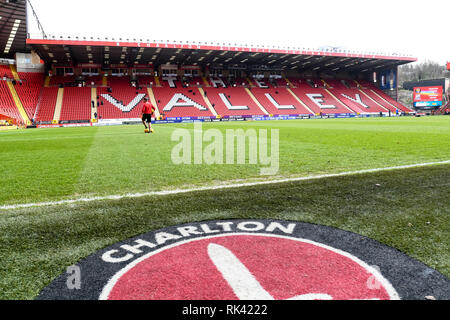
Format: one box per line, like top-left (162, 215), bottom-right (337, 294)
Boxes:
top-left (27, 0), bottom-right (449, 64)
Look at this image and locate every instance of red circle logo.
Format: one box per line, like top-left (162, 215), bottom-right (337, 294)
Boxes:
top-left (101, 234), bottom-right (398, 300)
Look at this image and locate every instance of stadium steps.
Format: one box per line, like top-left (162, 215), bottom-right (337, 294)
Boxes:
top-left (245, 88), bottom-right (269, 115)
top-left (442, 101), bottom-right (449, 114)
top-left (328, 80), bottom-right (389, 114)
top-left (198, 87), bottom-right (218, 117)
top-left (9, 65), bottom-right (20, 81)
top-left (44, 76), bottom-right (51, 87)
top-left (146, 87), bottom-right (161, 119)
top-left (0, 64), bottom-right (14, 78)
top-left (286, 88), bottom-right (315, 114)
top-left (52, 88), bottom-right (64, 122)
top-left (321, 79), bottom-right (331, 89)
top-left (324, 88), bottom-right (357, 113)
top-left (35, 87), bottom-right (58, 122)
top-left (0, 82), bottom-right (22, 122)
top-left (91, 87), bottom-right (98, 121)
top-left (284, 78), bottom-right (295, 88)
top-left (59, 87), bottom-right (91, 121)
top-left (6, 81), bottom-right (31, 125)
top-left (15, 72), bottom-right (44, 120)
top-left (305, 79), bottom-right (315, 88)
top-left (246, 78), bottom-right (255, 87)
top-left (34, 86), bottom-right (44, 120)
top-left (202, 77), bottom-right (210, 87)
top-left (356, 80), bottom-right (413, 113)
top-left (443, 101), bottom-right (450, 114)
top-left (357, 89), bottom-right (390, 112)
top-left (341, 80), bottom-right (350, 88)
top-left (434, 101), bottom-right (449, 115)
top-left (102, 75), bottom-right (108, 87)
top-left (354, 83), bottom-right (397, 112)
top-left (154, 76), bottom-right (161, 87)
top-left (366, 87), bottom-right (400, 112)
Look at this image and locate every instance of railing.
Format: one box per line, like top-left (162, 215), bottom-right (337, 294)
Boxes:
top-left (27, 33), bottom-right (415, 60)
top-left (33, 85), bottom-right (44, 122)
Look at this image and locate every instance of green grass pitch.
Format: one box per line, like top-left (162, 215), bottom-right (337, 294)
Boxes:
top-left (0, 116), bottom-right (449, 299)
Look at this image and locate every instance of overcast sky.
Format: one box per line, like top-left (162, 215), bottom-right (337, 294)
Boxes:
top-left (27, 0), bottom-right (449, 64)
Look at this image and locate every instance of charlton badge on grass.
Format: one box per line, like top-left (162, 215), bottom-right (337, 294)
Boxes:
top-left (39, 219), bottom-right (450, 300)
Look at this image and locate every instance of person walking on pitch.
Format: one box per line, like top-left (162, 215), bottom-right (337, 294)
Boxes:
top-left (142, 97), bottom-right (155, 133)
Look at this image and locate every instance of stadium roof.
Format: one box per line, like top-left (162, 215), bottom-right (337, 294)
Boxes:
top-left (0, 0), bottom-right (418, 73)
top-left (0, 0), bottom-right (422, 74)
top-left (27, 38), bottom-right (417, 74)
top-left (0, 0), bottom-right (28, 59)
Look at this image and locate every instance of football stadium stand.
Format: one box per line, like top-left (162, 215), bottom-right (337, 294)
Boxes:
top-left (0, 81), bottom-right (23, 121)
top-left (0, 65), bottom-right (14, 80)
top-left (15, 72), bottom-right (44, 119)
top-left (60, 87), bottom-right (91, 121)
top-left (1, 73), bottom-right (416, 123)
top-left (325, 79), bottom-right (389, 114)
top-left (96, 76), bottom-right (148, 119)
top-left (203, 87), bottom-right (267, 117)
top-left (250, 87), bottom-right (314, 115)
top-left (289, 80), bottom-right (353, 114)
top-left (357, 80), bottom-right (413, 113)
top-left (34, 87), bottom-right (58, 122)
top-left (153, 86), bottom-right (215, 119)
top-left (1, 0), bottom-right (419, 125)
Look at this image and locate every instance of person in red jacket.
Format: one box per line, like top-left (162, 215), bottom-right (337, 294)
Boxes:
top-left (141, 97), bottom-right (155, 133)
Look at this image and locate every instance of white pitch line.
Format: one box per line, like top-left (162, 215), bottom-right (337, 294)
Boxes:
top-left (1, 160), bottom-right (449, 211)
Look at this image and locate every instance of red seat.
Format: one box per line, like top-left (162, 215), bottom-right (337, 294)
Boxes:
top-left (15, 72), bottom-right (44, 120)
top-left (35, 87), bottom-right (58, 122)
top-left (60, 87), bottom-right (91, 121)
top-left (97, 76), bottom-right (148, 119)
top-left (2, 72), bottom-right (414, 123)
